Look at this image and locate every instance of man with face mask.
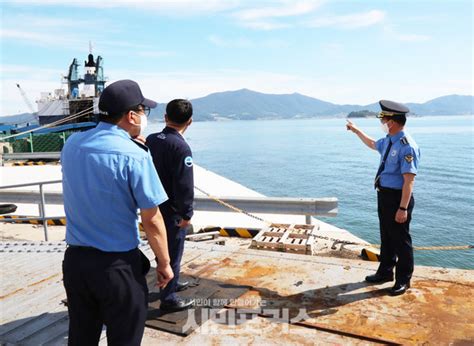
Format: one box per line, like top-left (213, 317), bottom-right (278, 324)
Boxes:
top-left (61, 79), bottom-right (174, 345)
top-left (346, 100), bottom-right (420, 296)
top-left (146, 99), bottom-right (195, 312)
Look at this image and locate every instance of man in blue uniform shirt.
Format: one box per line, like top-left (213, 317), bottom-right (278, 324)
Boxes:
top-left (61, 79), bottom-right (174, 345)
top-left (346, 100), bottom-right (420, 296)
top-left (146, 99), bottom-right (195, 312)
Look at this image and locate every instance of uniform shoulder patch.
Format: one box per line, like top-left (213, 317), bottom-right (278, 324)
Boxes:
top-left (157, 133), bottom-right (166, 140)
top-left (400, 136), bottom-right (409, 145)
top-left (404, 154), bottom-right (414, 163)
top-left (184, 156), bottom-right (193, 167)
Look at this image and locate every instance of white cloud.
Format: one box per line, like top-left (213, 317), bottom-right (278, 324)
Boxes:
top-left (0, 13), bottom-right (112, 49)
top-left (208, 35), bottom-right (253, 48)
top-left (0, 27), bottom-right (172, 57)
top-left (208, 35), bottom-right (289, 49)
top-left (233, 0), bottom-right (323, 30)
top-left (0, 29), bottom-right (84, 48)
top-left (1, 78), bottom-right (64, 116)
top-left (383, 25), bottom-right (431, 42)
top-left (394, 33), bottom-right (431, 42)
top-left (234, 1), bottom-right (322, 21)
top-left (2, 14), bottom-right (92, 28)
top-left (307, 10), bottom-right (386, 29)
top-left (135, 51), bottom-right (175, 58)
top-left (239, 20), bottom-right (290, 30)
top-left (10, 0), bottom-right (241, 14)
top-left (0, 64), bottom-right (61, 79)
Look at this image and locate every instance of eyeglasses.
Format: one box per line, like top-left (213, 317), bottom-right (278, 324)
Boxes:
top-left (143, 106), bottom-right (151, 117)
top-left (133, 106), bottom-right (151, 117)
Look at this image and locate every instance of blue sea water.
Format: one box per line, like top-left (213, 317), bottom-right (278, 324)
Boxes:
top-left (146, 115), bottom-right (474, 270)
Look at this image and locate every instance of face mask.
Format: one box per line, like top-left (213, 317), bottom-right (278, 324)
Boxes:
top-left (139, 114), bottom-right (147, 133)
top-left (381, 121), bottom-right (390, 134)
top-left (132, 111), bottom-right (147, 133)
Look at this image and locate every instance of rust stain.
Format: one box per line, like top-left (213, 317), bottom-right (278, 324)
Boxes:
top-left (181, 250), bottom-right (474, 343)
top-left (241, 264), bottom-right (278, 279)
top-left (222, 257), bottom-right (232, 265)
top-left (294, 279), bottom-right (474, 344)
top-left (0, 273), bottom-right (61, 300)
top-left (0, 287), bottom-right (24, 300)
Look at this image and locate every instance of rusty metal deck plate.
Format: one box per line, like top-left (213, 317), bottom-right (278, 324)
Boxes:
top-left (2, 241), bottom-right (473, 344)
top-left (174, 242), bottom-right (474, 344)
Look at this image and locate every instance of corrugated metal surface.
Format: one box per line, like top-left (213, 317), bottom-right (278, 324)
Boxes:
top-left (1, 241), bottom-right (473, 345)
top-left (0, 243), bottom-right (68, 345)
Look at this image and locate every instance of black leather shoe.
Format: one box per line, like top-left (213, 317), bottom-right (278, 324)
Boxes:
top-left (160, 298), bottom-right (195, 312)
top-left (365, 273), bottom-right (394, 283)
top-left (176, 281), bottom-right (189, 292)
top-left (389, 282), bottom-right (410, 296)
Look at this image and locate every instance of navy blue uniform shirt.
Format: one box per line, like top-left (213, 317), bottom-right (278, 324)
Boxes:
top-left (146, 127), bottom-right (194, 220)
top-left (375, 130), bottom-right (420, 189)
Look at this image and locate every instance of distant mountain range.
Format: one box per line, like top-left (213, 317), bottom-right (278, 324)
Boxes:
top-left (0, 113), bottom-right (37, 125)
top-left (149, 90), bottom-right (473, 121)
top-left (2, 90), bottom-right (473, 125)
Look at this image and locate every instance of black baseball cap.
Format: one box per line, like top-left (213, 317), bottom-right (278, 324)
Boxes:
top-left (99, 79), bottom-right (157, 115)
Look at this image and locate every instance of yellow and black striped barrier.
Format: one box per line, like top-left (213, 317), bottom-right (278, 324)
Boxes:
top-left (12, 161), bottom-right (47, 166)
top-left (361, 248), bottom-right (380, 262)
top-left (139, 225), bottom-right (260, 239)
top-left (360, 244), bottom-right (473, 262)
top-left (0, 215), bottom-right (66, 225)
top-left (200, 226), bottom-right (261, 238)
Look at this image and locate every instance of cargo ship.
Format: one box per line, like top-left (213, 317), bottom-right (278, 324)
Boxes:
top-left (36, 51), bottom-right (106, 126)
top-left (1, 50), bottom-right (106, 153)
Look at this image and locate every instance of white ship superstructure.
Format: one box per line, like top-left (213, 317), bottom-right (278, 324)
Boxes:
top-left (36, 52), bottom-right (106, 126)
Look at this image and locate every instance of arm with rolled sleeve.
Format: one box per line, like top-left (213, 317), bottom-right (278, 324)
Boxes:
top-left (396, 146), bottom-right (420, 223)
top-left (173, 147), bottom-right (194, 222)
top-left (129, 155), bottom-right (174, 287)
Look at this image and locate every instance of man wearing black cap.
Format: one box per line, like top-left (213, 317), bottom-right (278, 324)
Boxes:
top-left (346, 100), bottom-right (420, 296)
top-left (146, 99), bottom-right (195, 312)
top-left (61, 79), bottom-right (174, 345)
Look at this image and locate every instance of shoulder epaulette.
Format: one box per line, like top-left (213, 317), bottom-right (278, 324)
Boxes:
top-left (130, 138), bottom-right (149, 152)
top-left (400, 136), bottom-right (409, 145)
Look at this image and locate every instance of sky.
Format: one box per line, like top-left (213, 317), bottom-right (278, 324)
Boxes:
top-left (0, 0), bottom-right (472, 115)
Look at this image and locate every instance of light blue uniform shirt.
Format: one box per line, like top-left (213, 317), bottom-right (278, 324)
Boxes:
top-left (61, 122), bottom-right (168, 252)
top-left (375, 130), bottom-right (420, 190)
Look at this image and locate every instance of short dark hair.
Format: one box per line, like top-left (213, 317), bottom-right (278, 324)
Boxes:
top-left (391, 114), bottom-right (407, 126)
top-left (99, 104), bottom-right (142, 124)
top-left (166, 99), bottom-right (193, 124)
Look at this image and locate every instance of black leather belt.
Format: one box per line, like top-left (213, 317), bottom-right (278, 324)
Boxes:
top-left (67, 245), bottom-right (98, 250)
top-left (67, 245), bottom-right (139, 254)
top-left (377, 186), bottom-right (402, 192)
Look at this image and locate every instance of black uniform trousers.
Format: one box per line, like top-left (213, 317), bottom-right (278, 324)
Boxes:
top-left (159, 213), bottom-right (187, 304)
top-left (376, 187), bottom-right (415, 284)
top-left (63, 246), bottom-right (150, 346)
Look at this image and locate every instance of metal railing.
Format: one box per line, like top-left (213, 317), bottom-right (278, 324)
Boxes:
top-left (0, 180), bottom-right (338, 241)
top-left (0, 180), bottom-right (62, 241)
